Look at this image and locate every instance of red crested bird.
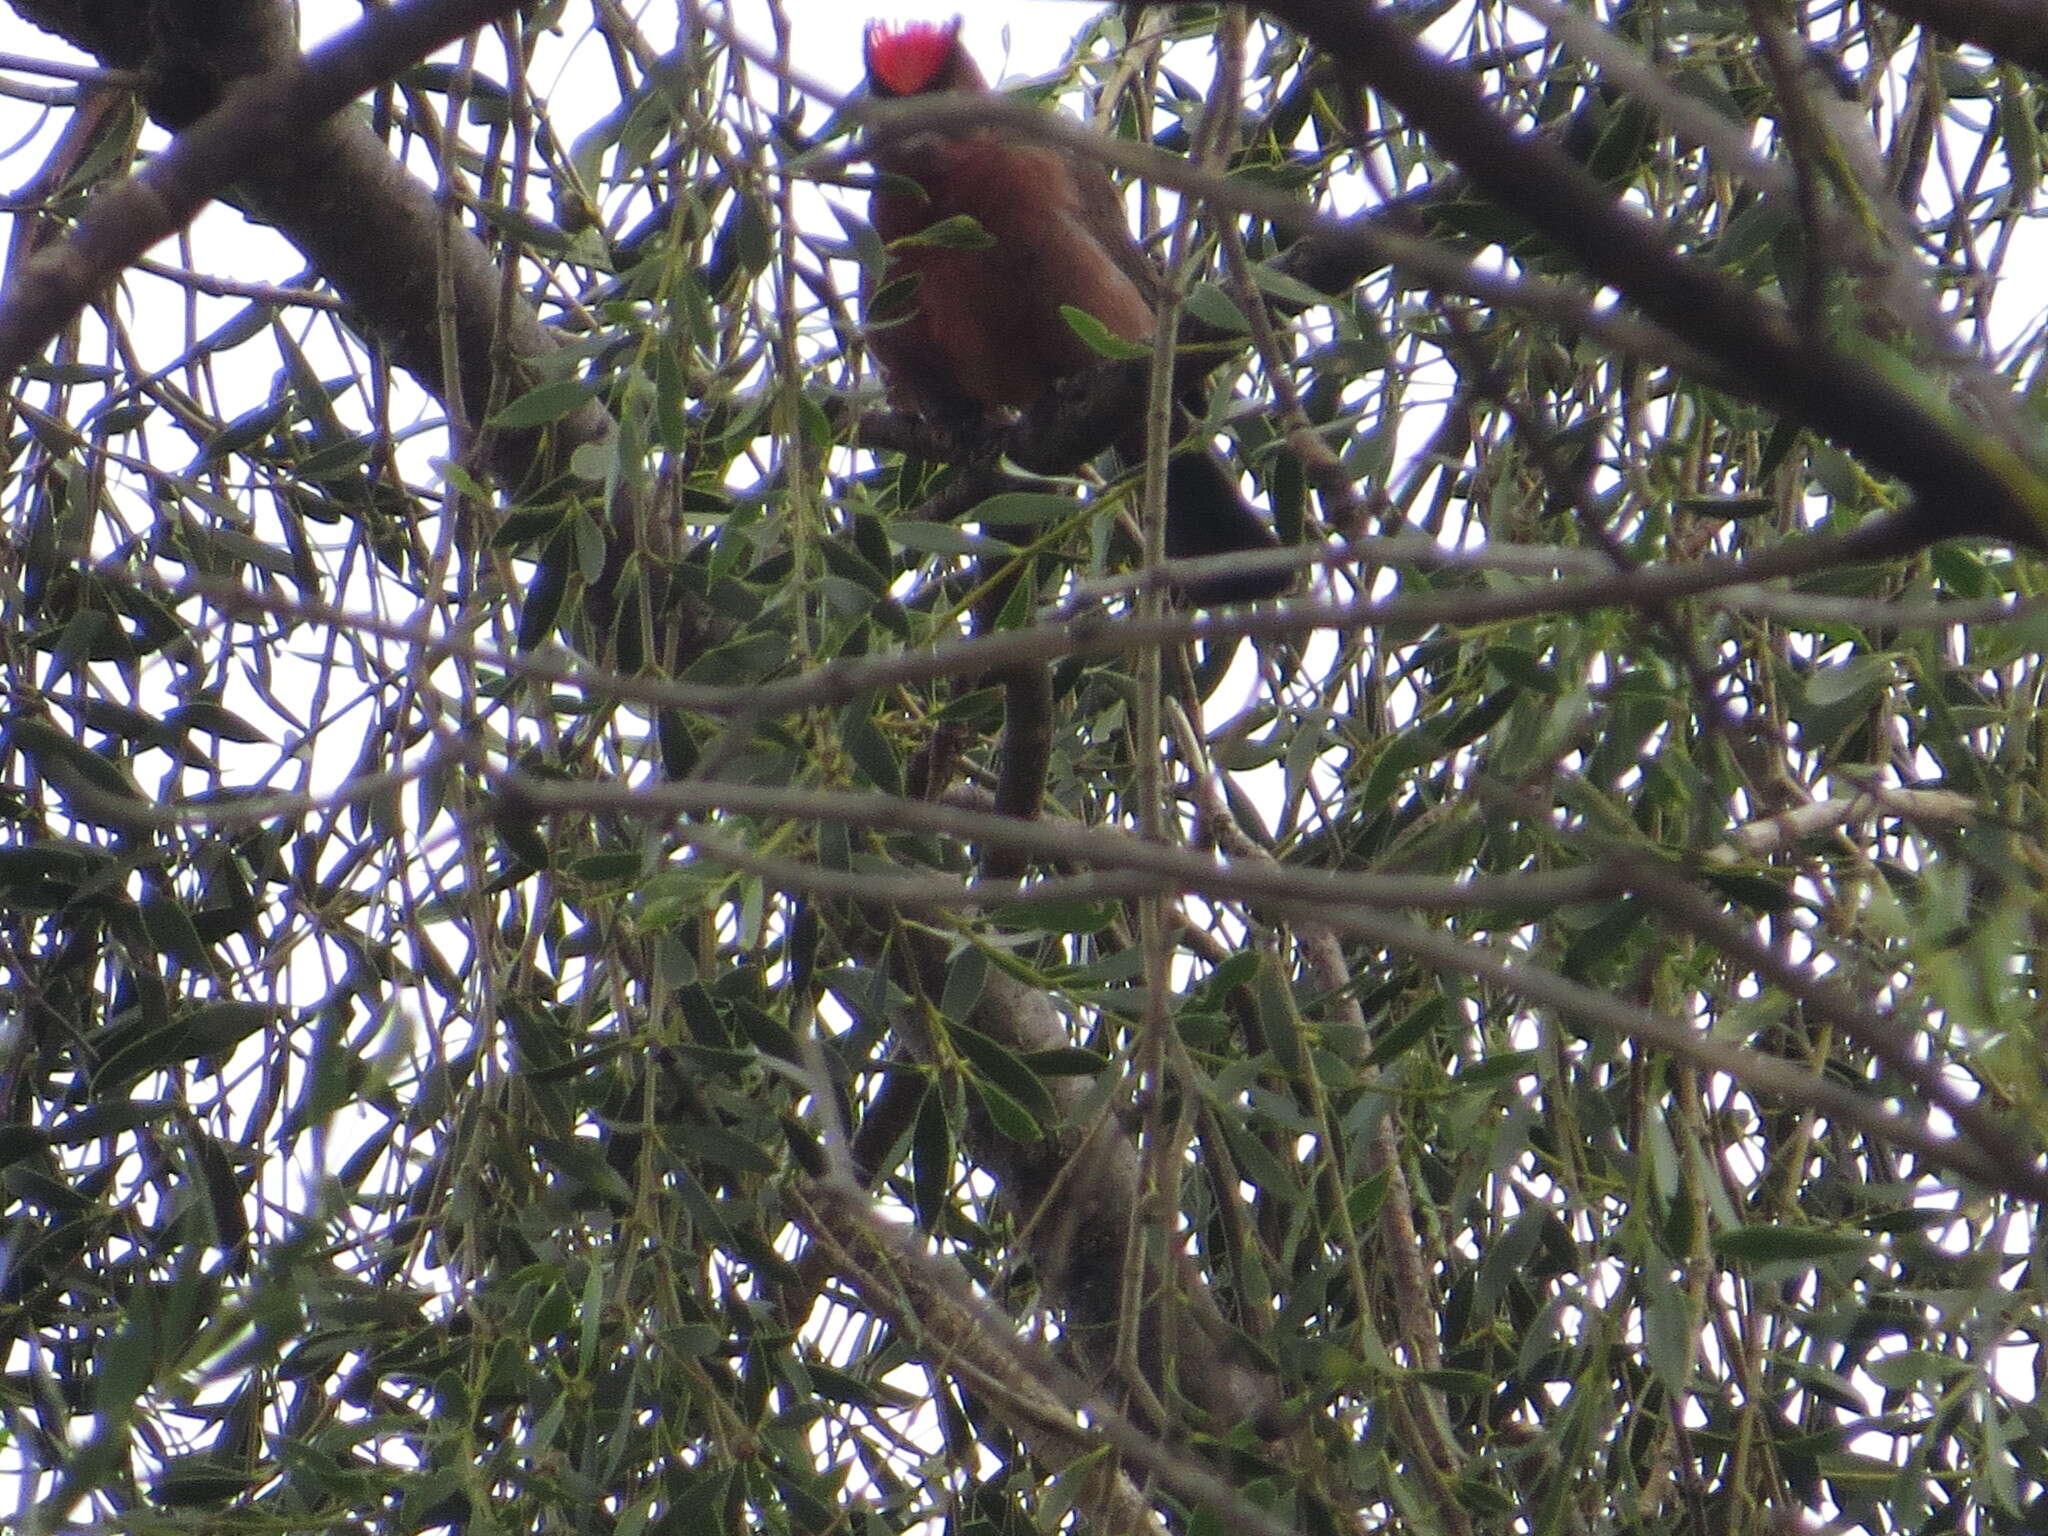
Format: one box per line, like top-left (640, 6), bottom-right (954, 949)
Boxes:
top-left (860, 18), bottom-right (1290, 605)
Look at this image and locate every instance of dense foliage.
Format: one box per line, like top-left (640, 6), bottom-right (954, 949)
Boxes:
top-left (0, 1), bottom-right (2044, 1532)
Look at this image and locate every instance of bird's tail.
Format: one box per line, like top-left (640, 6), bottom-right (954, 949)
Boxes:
top-left (1112, 419), bottom-right (1291, 604)
top-left (1161, 449), bottom-right (1291, 604)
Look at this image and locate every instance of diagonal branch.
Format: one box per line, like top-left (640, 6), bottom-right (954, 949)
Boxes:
top-left (1241, 0), bottom-right (2048, 551)
top-left (4, 0), bottom-right (711, 657)
top-left (1862, 0), bottom-right (2048, 77)
top-left (790, 1176), bottom-right (1300, 1536)
top-left (0, 0), bottom-right (525, 382)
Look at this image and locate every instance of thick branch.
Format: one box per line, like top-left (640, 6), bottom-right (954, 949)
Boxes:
top-left (4, 0), bottom-right (696, 651)
top-left (0, 0), bottom-right (527, 389)
top-left (1234, 0), bottom-right (2048, 550)
top-left (790, 1177), bottom-right (1299, 1536)
top-left (1864, 0), bottom-right (2048, 76)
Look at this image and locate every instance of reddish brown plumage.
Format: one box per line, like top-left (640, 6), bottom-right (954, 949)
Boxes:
top-left (861, 20), bottom-right (1288, 603)
top-left (864, 21), bottom-right (1154, 414)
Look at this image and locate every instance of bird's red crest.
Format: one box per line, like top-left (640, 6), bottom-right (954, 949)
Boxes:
top-left (864, 18), bottom-right (964, 97)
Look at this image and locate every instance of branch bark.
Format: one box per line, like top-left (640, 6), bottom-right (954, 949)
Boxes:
top-left (1, 1), bottom-right (531, 435)
top-left (1237, 0), bottom-right (2048, 552)
top-left (1862, 0), bottom-right (2048, 76)
top-left (5, 0), bottom-right (721, 664)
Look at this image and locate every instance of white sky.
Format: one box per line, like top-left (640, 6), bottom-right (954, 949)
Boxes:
top-left (0, 7), bottom-right (2038, 1532)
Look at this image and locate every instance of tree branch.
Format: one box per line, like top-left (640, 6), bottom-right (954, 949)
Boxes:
top-left (0, 0), bottom-right (526, 385)
top-left (1862, 0), bottom-right (2048, 76)
top-left (1244, 0), bottom-right (2048, 551)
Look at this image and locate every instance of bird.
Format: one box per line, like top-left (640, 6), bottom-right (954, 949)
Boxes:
top-left (860, 17), bottom-right (1290, 606)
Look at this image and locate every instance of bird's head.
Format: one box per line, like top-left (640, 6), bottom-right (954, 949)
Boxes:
top-left (863, 17), bottom-right (985, 97)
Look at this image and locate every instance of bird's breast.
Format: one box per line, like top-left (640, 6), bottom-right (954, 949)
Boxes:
top-left (869, 135), bottom-right (1154, 413)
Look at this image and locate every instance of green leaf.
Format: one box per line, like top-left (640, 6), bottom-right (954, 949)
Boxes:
top-left (141, 893), bottom-right (216, 973)
top-left (1712, 1225), bottom-right (1874, 1265)
top-left (490, 378), bottom-right (597, 430)
top-left (1700, 866), bottom-right (1796, 915)
top-left (671, 1119), bottom-right (779, 1176)
top-left (1183, 281), bottom-right (1250, 332)
top-left (1642, 1279), bottom-right (1694, 1396)
top-left (887, 521), bottom-right (1014, 557)
top-left (891, 214), bottom-right (995, 249)
top-left (1346, 1168), bottom-right (1391, 1228)
top-left (570, 850), bottom-right (644, 883)
top-left (839, 700), bottom-right (903, 795)
top-left (8, 716), bottom-right (150, 823)
top-left (865, 270), bottom-right (922, 327)
top-left (1409, 1369), bottom-right (1493, 1398)
top-left (1367, 994), bottom-right (1451, 1067)
top-left (534, 1135), bottom-right (635, 1204)
top-left (1454, 1049), bottom-right (1540, 1087)
top-left (1059, 304), bottom-right (1150, 360)
top-left (951, 1021), bottom-right (1054, 1130)
top-left (992, 897), bottom-right (1119, 934)
top-left (968, 1075), bottom-right (1042, 1141)
top-left (939, 946), bottom-right (988, 1022)
top-left (181, 1001), bottom-right (275, 1054)
top-left (911, 1082), bottom-right (950, 1229)
top-left (164, 701), bottom-right (271, 744)
top-left (151, 1456), bottom-right (253, 1508)
top-left (969, 492), bottom-right (1079, 528)
top-left (1246, 260), bottom-right (1334, 310)
top-left (1805, 653), bottom-right (1891, 709)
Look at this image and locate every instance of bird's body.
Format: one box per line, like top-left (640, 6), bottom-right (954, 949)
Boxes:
top-left (861, 20), bottom-right (1289, 603)
top-left (868, 132), bottom-right (1155, 413)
